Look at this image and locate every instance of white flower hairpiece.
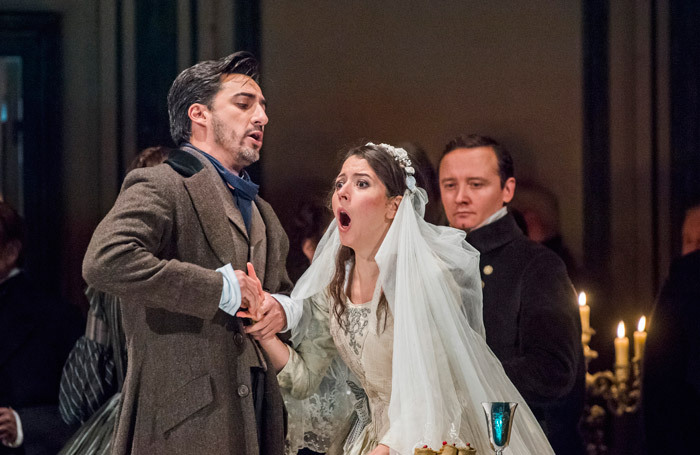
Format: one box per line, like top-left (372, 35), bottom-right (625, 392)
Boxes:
top-left (366, 142), bottom-right (417, 191)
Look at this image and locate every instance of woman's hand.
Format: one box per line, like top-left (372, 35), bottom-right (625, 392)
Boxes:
top-left (368, 444), bottom-right (390, 455)
top-left (254, 333), bottom-right (290, 372)
top-left (241, 294), bottom-right (287, 340)
top-left (235, 263), bottom-right (265, 317)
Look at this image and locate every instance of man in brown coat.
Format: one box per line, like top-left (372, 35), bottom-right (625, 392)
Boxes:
top-left (83, 52), bottom-right (295, 454)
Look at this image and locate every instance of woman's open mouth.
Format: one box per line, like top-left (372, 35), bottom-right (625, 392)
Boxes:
top-left (337, 210), bottom-right (351, 231)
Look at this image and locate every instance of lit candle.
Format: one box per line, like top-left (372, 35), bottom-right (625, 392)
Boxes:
top-left (633, 316), bottom-right (647, 361)
top-left (578, 292), bottom-right (590, 333)
top-left (614, 321), bottom-right (629, 367)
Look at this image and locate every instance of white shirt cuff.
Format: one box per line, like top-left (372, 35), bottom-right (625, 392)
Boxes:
top-left (272, 294), bottom-right (302, 332)
top-left (217, 263), bottom-right (242, 316)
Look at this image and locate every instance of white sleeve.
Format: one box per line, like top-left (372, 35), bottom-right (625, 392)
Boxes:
top-left (272, 293), bottom-right (302, 332)
top-left (217, 263), bottom-right (243, 316)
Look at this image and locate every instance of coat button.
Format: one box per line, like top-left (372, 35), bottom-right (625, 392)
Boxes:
top-left (234, 333), bottom-right (244, 345)
top-left (483, 265), bottom-right (493, 275)
top-left (237, 384), bottom-right (250, 397)
top-left (481, 280), bottom-right (485, 288)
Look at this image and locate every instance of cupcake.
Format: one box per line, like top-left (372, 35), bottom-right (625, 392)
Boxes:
top-left (457, 442), bottom-right (477, 454)
top-left (438, 441), bottom-right (459, 455)
top-left (414, 445), bottom-right (437, 455)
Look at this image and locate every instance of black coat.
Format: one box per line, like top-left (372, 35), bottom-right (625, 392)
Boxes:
top-left (466, 213), bottom-right (586, 455)
top-left (642, 250), bottom-right (700, 453)
top-left (0, 272), bottom-right (83, 455)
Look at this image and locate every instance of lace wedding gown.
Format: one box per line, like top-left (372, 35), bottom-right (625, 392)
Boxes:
top-left (278, 284), bottom-right (394, 455)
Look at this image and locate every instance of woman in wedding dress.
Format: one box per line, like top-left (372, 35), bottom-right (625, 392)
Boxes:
top-left (251, 143), bottom-right (554, 455)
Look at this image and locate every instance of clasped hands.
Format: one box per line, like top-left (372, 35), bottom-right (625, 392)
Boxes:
top-left (235, 263), bottom-right (286, 340)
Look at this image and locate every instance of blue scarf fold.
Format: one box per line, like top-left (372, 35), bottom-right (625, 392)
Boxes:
top-left (184, 143), bottom-right (259, 233)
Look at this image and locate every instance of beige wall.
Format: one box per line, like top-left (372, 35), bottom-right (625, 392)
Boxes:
top-left (261, 1), bottom-right (584, 261)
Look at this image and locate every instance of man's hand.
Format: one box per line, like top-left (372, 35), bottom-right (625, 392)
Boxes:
top-left (235, 263), bottom-right (264, 316)
top-left (0, 407), bottom-right (18, 447)
top-left (238, 293), bottom-right (288, 340)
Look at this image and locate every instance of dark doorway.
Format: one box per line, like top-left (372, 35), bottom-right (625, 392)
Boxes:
top-left (0, 12), bottom-right (62, 293)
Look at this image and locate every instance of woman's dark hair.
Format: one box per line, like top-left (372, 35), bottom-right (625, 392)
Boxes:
top-left (286, 200), bottom-right (333, 283)
top-left (329, 143), bottom-right (408, 331)
top-left (397, 142), bottom-right (443, 224)
top-left (126, 146), bottom-right (174, 173)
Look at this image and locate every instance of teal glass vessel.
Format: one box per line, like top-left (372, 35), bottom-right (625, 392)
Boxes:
top-left (482, 402), bottom-right (518, 455)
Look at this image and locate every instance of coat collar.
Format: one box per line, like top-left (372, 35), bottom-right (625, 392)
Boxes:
top-left (180, 150), bottom-right (249, 265)
top-left (253, 198), bottom-right (287, 292)
top-left (178, 149), bottom-right (276, 279)
top-left (466, 212), bottom-right (524, 254)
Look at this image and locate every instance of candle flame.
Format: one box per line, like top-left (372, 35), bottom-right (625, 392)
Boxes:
top-left (578, 292), bottom-right (586, 307)
top-left (638, 316), bottom-right (646, 332)
top-left (617, 321), bottom-right (626, 338)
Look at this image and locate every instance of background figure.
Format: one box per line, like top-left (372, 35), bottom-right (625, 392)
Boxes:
top-left (0, 201), bottom-right (83, 455)
top-left (510, 180), bottom-right (579, 285)
top-left (125, 145), bottom-right (173, 171)
top-left (58, 146), bottom-right (173, 455)
top-left (396, 142), bottom-right (444, 225)
top-left (438, 134), bottom-right (585, 455)
top-left (286, 200), bottom-right (333, 284)
top-left (642, 249), bottom-right (700, 453)
top-left (681, 203), bottom-right (700, 255)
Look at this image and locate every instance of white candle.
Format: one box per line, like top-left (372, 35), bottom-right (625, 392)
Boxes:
top-left (614, 321), bottom-right (629, 367)
top-left (633, 316), bottom-right (647, 361)
top-left (578, 292), bottom-right (590, 333)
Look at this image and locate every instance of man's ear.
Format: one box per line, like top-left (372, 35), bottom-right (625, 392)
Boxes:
top-left (502, 177), bottom-right (516, 204)
top-left (386, 195), bottom-right (403, 220)
top-left (188, 103), bottom-right (209, 129)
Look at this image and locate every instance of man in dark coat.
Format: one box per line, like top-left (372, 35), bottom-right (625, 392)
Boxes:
top-left (83, 52), bottom-right (295, 455)
top-left (0, 201), bottom-right (83, 455)
top-left (642, 249), bottom-right (700, 453)
top-left (439, 134), bottom-right (585, 455)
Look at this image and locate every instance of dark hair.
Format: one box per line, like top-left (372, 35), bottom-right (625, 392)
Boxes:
top-left (293, 201), bottom-right (332, 248)
top-left (127, 146), bottom-right (174, 173)
top-left (286, 200), bottom-right (333, 283)
top-left (686, 202), bottom-right (700, 216)
top-left (397, 142), bottom-right (443, 224)
top-left (440, 134), bottom-right (514, 188)
top-left (0, 200), bottom-right (24, 264)
top-left (167, 51), bottom-right (260, 146)
top-left (329, 143), bottom-right (408, 331)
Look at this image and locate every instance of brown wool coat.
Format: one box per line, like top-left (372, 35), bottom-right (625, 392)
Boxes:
top-left (83, 149), bottom-right (291, 455)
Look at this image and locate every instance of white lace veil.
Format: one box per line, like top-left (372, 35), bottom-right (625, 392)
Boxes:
top-left (291, 146), bottom-right (553, 455)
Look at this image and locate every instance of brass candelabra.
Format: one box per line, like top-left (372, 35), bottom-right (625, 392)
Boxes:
top-left (583, 328), bottom-right (642, 417)
top-left (581, 327), bottom-right (643, 455)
